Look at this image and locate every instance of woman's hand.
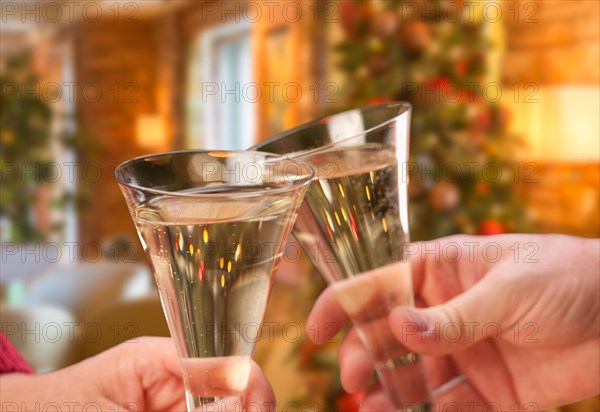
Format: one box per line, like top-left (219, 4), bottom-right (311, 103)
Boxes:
top-left (1, 337), bottom-right (274, 411)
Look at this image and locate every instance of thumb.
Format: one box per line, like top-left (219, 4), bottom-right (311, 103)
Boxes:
top-left (389, 281), bottom-right (507, 355)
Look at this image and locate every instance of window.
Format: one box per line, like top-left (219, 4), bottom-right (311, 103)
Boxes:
top-left (186, 22), bottom-right (256, 150)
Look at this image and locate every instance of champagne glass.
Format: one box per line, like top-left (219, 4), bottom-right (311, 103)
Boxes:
top-left (252, 102), bottom-right (432, 411)
top-left (115, 150), bottom-right (313, 411)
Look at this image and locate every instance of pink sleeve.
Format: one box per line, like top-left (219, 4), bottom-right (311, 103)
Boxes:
top-left (0, 333), bottom-right (34, 374)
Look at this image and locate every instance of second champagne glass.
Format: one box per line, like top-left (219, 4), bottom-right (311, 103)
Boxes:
top-left (252, 102), bottom-right (432, 411)
top-left (115, 150), bottom-right (313, 411)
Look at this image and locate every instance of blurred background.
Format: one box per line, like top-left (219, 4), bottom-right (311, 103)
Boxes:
top-left (1, 0), bottom-right (598, 411)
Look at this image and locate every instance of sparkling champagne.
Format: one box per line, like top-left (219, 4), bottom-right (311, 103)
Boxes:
top-left (294, 143), bottom-right (406, 282)
top-left (133, 194), bottom-right (299, 408)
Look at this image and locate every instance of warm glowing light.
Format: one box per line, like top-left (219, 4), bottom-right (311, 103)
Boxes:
top-left (235, 244), bottom-right (242, 262)
top-left (326, 212), bottom-right (335, 231)
top-left (136, 115), bottom-right (166, 150)
top-left (369, 171), bottom-right (375, 184)
top-left (209, 151), bottom-right (235, 158)
top-left (338, 183), bottom-right (346, 198)
top-left (219, 257), bottom-right (225, 269)
top-left (341, 207), bottom-right (347, 222)
top-left (334, 211), bottom-right (341, 226)
top-left (203, 228), bottom-right (209, 243)
top-left (382, 217), bottom-right (388, 233)
top-left (349, 214), bottom-right (359, 240)
top-left (199, 260), bottom-right (205, 281)
top-left (177, 233), bottom-right (183, 251)
top-left (189, 244), bottom-right (194, 254)
top-left (365, 185), bottom-right (371, 201)
top-left (227, 261), bottom-right (232, 273)
top-left (326, 224), bottom-right (334, 240)
top-left (221, 273), bottom-right (225, 287)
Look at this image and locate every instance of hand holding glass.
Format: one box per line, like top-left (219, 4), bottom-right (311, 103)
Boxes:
top-left (253, 103), bottom-right (432, 411)
top-left (115, 151), bottom-right (312, 411)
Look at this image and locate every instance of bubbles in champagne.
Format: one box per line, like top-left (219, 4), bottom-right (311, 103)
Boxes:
top-left (295, 143), bottom-right (406, 283)
top-left (133, 194), bottom-right (299, 407)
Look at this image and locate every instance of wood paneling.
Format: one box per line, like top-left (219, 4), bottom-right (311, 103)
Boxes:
top-left (502, 0), bottom-right (600, 84)
top-left (74, 19), bottom-right (157, 251)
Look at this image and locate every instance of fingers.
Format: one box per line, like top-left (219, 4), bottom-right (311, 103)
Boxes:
top-left (359, 382), bottom-right (393, 412)
top-left (149, 337), bottom-right (182, 378)
top-left (306, 285), bottom-right (349, 344)
top-left (338, 328), bottom-right (374, 393)
top-left (408, 235), bottom-right (492, 299)
top-left (389, 274), bottom-right (508, 355)
top-left (243, 361), bottom-right (276, 409)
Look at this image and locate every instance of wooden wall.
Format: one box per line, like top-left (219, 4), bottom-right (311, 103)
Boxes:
top-left (74, 17), bottom-right (174, 252)
top-left (502, 0), bottom-right (599, 85)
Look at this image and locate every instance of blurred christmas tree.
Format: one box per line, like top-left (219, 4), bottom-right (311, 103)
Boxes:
top-left (334, 0), bottom-right (530, 240)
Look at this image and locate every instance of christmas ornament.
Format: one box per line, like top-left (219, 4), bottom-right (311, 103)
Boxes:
top-left (399, 20), bottom-right (431, 54)
top-left (367, 53), bottom-right (390, 75)
top-left (428, 181), bottom-right (461, 211)
top-left (373, 9), bottom-right (400, 38)
top-left (476, 180), bottom-right (490, 195)
top-left (452, 0), bottom-right (465, 9)
top-left (454, 60), bottom-right (468, 77)
top-left (420, 76), bottom-right (451, 106)
top-left (478, 219), bottom-right (505, 235)
top-left (340, 1), bottom-right (372, 39)
top-left (367, 97), bottom-right (392, 105)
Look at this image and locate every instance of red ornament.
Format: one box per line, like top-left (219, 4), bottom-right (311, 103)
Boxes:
top-left (424, 76), bottom-right (451, 92)
top-left (367, 97), bottom-right (393, 105)
top-left (367, 53), bottom-right (391, 75)
top-left (474, 106), bottom-right (492, 132)
top-left (429, 181), bottom-right (461, 212)
top-left (340, 2), bottom-right (372, 39)
top-left (475, 181), bottom-right (490, 195)
top-left (454, 60), bottom-right (468, 77)
top-left (373, 9), bottom-right (400, 38)
top-left (478, 219), bottom-right (505, 235)
top-left (336, 391), bottom-right (365, 412)
top-left (419, 76), bottom-right (451, 106)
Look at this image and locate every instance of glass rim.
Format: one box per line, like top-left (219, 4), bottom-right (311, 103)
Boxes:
top-left (114, 149), bottom-right (315, 199)
top-left (249, 101), bottom-right (411, 157)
